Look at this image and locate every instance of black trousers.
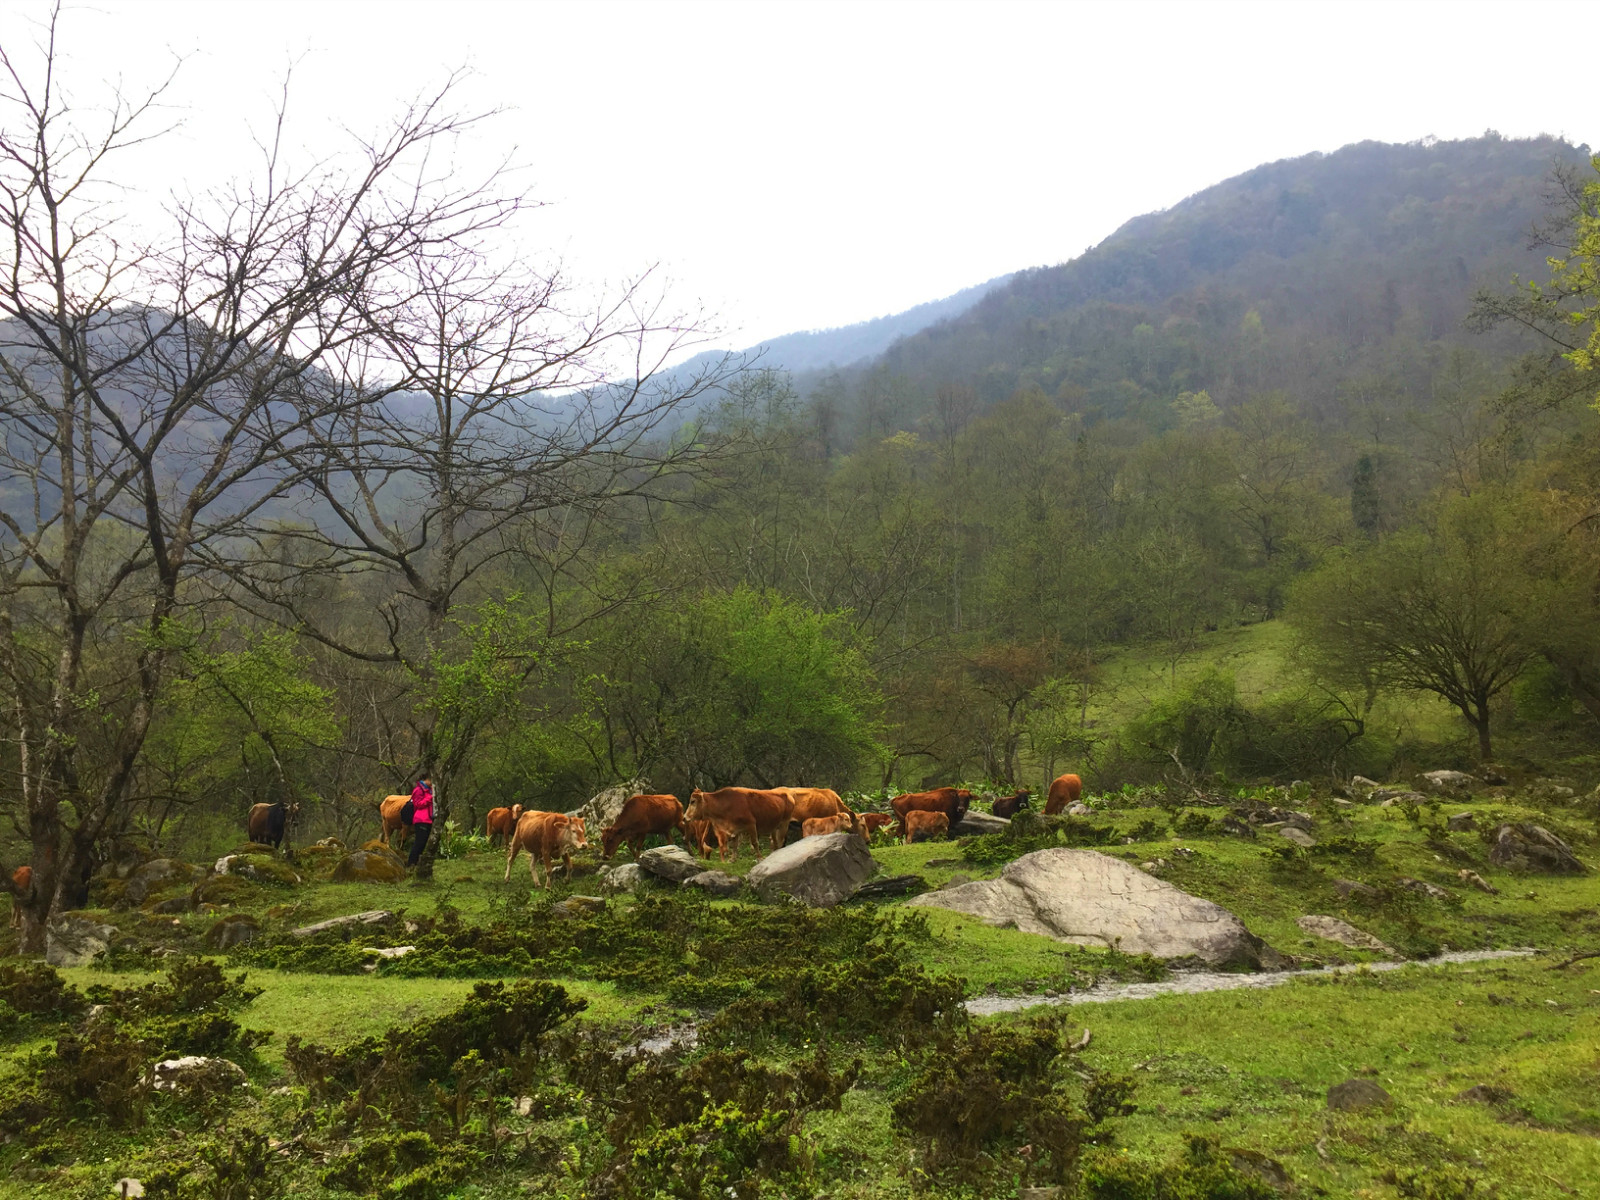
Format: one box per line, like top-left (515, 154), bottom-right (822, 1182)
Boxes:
top-left (407, 823), bottom-right (432, 866)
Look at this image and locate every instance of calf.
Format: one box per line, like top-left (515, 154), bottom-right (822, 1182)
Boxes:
top-left (504, 810), bottom-right (589, 888)
top-left (890, 787), bottom-right (973, 838)
top-left (992, 788), bottom-right (1031, 819)
top-left (904, 811), bottom-right (949, 844)
top-left (1044, 773), bottom-right (1083, 815)
top-left (776, 787), bottom-right (847, 824)
top-left (247, 801), bottom-right (301, 851)
top-left (801, 812), bottom-right (860, 838)
top-left (602, 794), bottom-right (685, 860)
top-left (485, 805), bottom-right (522, 847)
top-left (8, 865), bottom-right (30, 931)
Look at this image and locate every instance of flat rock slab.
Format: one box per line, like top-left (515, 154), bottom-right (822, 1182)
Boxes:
top-left (909, 847), bottom-right (1280, 968)
top-left (290, 911), bottom-right (396, 938)
top-left (951, 812), bottom-right (1009, 836)
top-left (637, 846), bottom-right (705, 884)
top-left (747, 832), bottom-right (877, 907)
top-left (1421, 770), bottom-right (1475, 793)
top-left (45, 916), bottom-right (117, 968)
top-left (683, 870), bottom-right (743, 898)
top-left (552, 896), bottom-right (607, 919)
top-left (1297, 914), bottom-right (1398, 958)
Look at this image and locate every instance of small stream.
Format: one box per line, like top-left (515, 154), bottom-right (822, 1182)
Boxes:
top-left (962, 948), bottom-right (1536, 1016)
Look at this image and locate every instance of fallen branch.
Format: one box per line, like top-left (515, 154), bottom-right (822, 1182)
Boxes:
top-left (1547, 950), bottom-right (1600, 970)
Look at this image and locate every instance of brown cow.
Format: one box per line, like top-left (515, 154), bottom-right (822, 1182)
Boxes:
top-left (890, 787), bottom-right (973, 838)
top-left (9, 865), bottom-right (30, 930)
top-left (680, 817), bottom-right (717, 857)
top-left (247, 801), bottom-right (301, 851)
top-left (857, 812), bottom-right (894, 842)
top-left (684, 787), bottom-right (794, 860)
top-left (903, 811), bottom-right (949, 844)
top-left (378, 794), bottom-right (414, 848)
top-left (992, 788), bottom-right (1031, 819)
top-left (1044, 773), bottom-right (1084, 815)
top-left (485, 805), bottom-right (522, 847)
top-left (801, 812), bottom-right (860, 838)
top-left (504, 810), bottom-right (589, 888)
top-left (776, 787), bottom-right (847, 825)
top-left (602, 794), bottom-right (685, 860)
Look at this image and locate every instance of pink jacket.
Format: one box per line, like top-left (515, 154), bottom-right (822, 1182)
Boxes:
top-left (410, 783), bottom-right (434, 825)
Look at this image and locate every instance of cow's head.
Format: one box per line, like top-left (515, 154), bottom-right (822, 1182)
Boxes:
top-left (511, 804), bottom-right (523, 824)
top-left (685, 790), bottom-right (707, 819)
top-left (562, 816), bottom-right (590, 851)
top-left (953, 789), bottom-right (973, 820)
top-left (601, 823), bottom-right (622, 860)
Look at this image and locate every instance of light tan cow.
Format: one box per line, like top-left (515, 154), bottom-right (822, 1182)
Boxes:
top-left (504, 810), bottom-right (589, 888)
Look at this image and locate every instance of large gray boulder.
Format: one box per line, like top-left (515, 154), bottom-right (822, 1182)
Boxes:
top-left (45, 916), bottom-right (117, 968)
top-left (1420, 770), bottom-right (1474, 795)
top-left (951, 811), bottom-right (1010, 837)
top-left (598, 863), bottom-right (646, 893)
top-left (1488, 823), bottom-right (1587, 873)
top-left (909, 847), bottom-right (1280, 968)
top-left (637, 845), bottom-right (705, 884)
top-left (124, 859), bottom-right (206, 906)
top-left (746, 833), bottom-right (877, 907)
top-left (570, 780), bottom-right (649, 839)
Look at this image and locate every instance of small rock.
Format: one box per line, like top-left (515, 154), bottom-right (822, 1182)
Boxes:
top-left (598, 863), bottom-right (645, 893)
top-left (552, 895), bottom-right (607, 918)
top-left (1378, 792), bottom-right (1428, 808)
top-left (153, 1056), bottom-right (248, 1094)
top-left (329, 850), bottom-right (406, 883)
top-left (365, 945), bottom-right (414, 959)
top-left (1394, 876), bottom-right (1452, 899)
top-left (1297, 915), bottom-right (1399, 958)
top-left (853, 874), bottom-right (929, 899)
top-left (1278, 827), bottom-right (1317, 849)
top-left (637, 846), bottom-right (706, 884)
top-left (1478, 767), bottom-right (1509, 786)
top-left (1453, 1083), bottom-right (1514, 1105)
top-left (1327, 1078), bottom-right (1393, 1111)
top-left (1331, 798), bottom-right (1355, 809)
top-left (682, 871), bottom-right (742, 898)
top-left (1446, 813), bottom-right (1475, 832)
top-left (1457, 869), bottom-right (1498, 894)
top-left (1349, 775), bottom-right (1383, 793)
top-left (1226, 1148), bottom-right (1291, 1188)
top-left (204, 914), bottom-right (260, 950)
top-left (147, 896), bottom-right (194, 915)
top-left (44, 916), bottom-right (116, 968)
top-left (116, 1180), bottom-right (145, 1199)
top-left (1066, 803), bottom-right (1092, 816)
top-left (1488, 823), bottom-right (1587, 874)
top-left (1420, 769), bottom-right (1475, 794)
top-left (1219, 814), bottom-right (1257, 838)
top-left (950, 811), bottom-right (1009, 836)
top-left (1333, 878), bottom-right (1380, 900)
top-left (290, 911), bottom-right (396, 938)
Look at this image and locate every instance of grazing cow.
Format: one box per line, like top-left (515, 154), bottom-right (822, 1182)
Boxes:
top-left (504, 810), bottom-right (589, 888)
top-left (776, 787), bottom-right (847, 825)
top-left (890, 787), bottom-right (973, 838)
top-left (602, 794), bottom-right (685, 860)
top-left (9, 865), bottom-right (30, 930)
top-left (485, 805), bottom-right (522, 847)
top-left (247, 801), bottom-right (301, 851)
top-left (683, 787), bottom-right (795, 860)
top-left (992, 788), bottom-right (1031, 819)
top-left (904, 811), bottom-right (950, 844)
top-left (802, 812), bottom-right (860, 838)
top-left (857, 812), bottom-right (894, 841)
top-left (1044, 773), bottom-right (1084, 815)
top-left (378, 794), bottom-right (415, 848)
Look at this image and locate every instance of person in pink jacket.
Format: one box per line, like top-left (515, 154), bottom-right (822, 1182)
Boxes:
top-left (407, 775), bottom-right (435, 868)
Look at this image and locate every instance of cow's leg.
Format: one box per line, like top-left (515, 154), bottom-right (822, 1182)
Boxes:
top-left (564, 852), bottom-right (574, 882)
top-left (504, 841), bottom-right (520, 882)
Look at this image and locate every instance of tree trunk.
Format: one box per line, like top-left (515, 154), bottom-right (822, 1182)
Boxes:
top-left (1470, 697), bottom-right (1493, 760)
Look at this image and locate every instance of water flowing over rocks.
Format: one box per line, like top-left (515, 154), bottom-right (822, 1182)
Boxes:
top-left (910, 847), bottom-right (1281, 968)
top-left (746, 832), bottom-right (877, 907)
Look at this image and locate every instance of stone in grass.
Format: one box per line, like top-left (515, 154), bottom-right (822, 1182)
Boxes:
top-left (290, 910), bottom-right (396, 938)
top-left (746, 833), bottom-right (877, 908)
top-left (552, 896), bottom-right (607, 919)
top-left (683, 871), bottom-right (743, 898)
top-left (1278, 826), bottom-right (1316, 849)
top-left (203, 914), bottom-right (260, 951)
top-left (1296, 915), bottom-right (1399, 958)
top-left (1453, 1083), bottom-right (1514, 1105)
top-left (637, 845), bottom-right (705, 884)
top-left (123, 859), bottom-right (206, 906)
top-left (950, 811), bottom-right (1009, 836)
top-left (1226, 1148), bottom-right (1291, 1188)
top-left (1446, 812), bottom-right (1475, 832)
top-left (45, 916), bottom-right (117, 968)
top-left (1488, 823), bottom-right (1587, 874)
top-left (853, 874), bottom-right (929, 900)
top-left (598, 863), bottom-right (645, 894)
top-left (1327, 1078), bottom-right (1393, 1111)
top-left (1394, 876), bottom-right (1452, 900)
top-left (153, 1056), bottom-right (247, 1094)
top-left (1332, 878), bottom-right (1380, 901)
top-left (330, 850), bottom-right (406, 884)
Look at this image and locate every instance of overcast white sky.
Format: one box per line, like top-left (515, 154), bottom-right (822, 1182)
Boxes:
top-left (2, 0), bottom-right (1591, 353)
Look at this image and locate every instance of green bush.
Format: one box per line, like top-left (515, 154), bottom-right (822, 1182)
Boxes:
top-left (1082, 1134), bottom-right (1280, 1198)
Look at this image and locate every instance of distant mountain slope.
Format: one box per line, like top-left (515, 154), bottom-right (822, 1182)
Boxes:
top-left (863, 134), bottom-right (1592, 423)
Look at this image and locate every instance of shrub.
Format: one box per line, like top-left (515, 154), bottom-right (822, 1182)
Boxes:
top-left (322, 1130), bottom-right (478, 1200)
top-left (1081, 1134), bottom-right (1279, 1199)
top-left (0, 961), bottom-right (85, 1020)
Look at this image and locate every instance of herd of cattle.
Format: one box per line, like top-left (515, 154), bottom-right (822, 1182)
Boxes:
top-left (457, 772), bottom-right (1085, 889)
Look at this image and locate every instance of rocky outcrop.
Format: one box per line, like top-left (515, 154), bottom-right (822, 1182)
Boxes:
top-left (330, 848), bottom-right (406, 883)
top-left (290, 910), bottom-right (397, 938)
top-left (909, 848), bottom-right (1280, 968)
top-left (1327, 1079), bottom-right (1392, 1111)
top-left (1419, 770), bottom-right (1474, 795)
top-left (1277, 827), bottom-right (1316, 848)
top-left (1296, 915), bottom-right (1398, 958)
top-left (213, 854), bottom-right (301, 886)
top-left (1488, 823), bottom-right (1587, 874)
top-left (124, 859), bottom-right (206, 907)
top-left (45, 916), bottom-right (117, 968)
top-left (570, 780), bottom-right (650, 841)
top-left (598, 863), bottom-right (646, 893)
top-left (683, 870), bottom-right (743, 898)
top-left (204, 914), bottom-right (261, 950)
top-left (637, 846), bottom-right (705, 884)
top-left (853, 874), bottom-right (929, 900)
top-left (950, 811), bottom-right (1009, 837)
top-left (746, 833), bottom-right (877, 907)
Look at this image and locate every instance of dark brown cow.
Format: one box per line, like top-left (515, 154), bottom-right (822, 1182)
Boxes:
top-left (858, 812), bottom-right (894, 842)
top-left (602, 794), bottom-right (685, 860)
top-left (504, 810), bottom-right (588, 888)
top-left (247, 801), bottom-right (301, 851)
top-left (890, 787), bottom-right (972, 838)
top-left (485, 805), bottom-right (522, 847)
top-left (903, 811), bottom-right (949, 844)
top-left (1044, 773), bottom-right (1084, 815)
top-left (684, 787), bottom-right (795, 860)
top-left (992, 788), bottom-right (1031, 819)
top-left (9, 865), bottom-right (30, 930)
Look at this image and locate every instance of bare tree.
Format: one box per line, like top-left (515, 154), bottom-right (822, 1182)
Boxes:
top-left (0, 7), bottom-right (519, 943)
